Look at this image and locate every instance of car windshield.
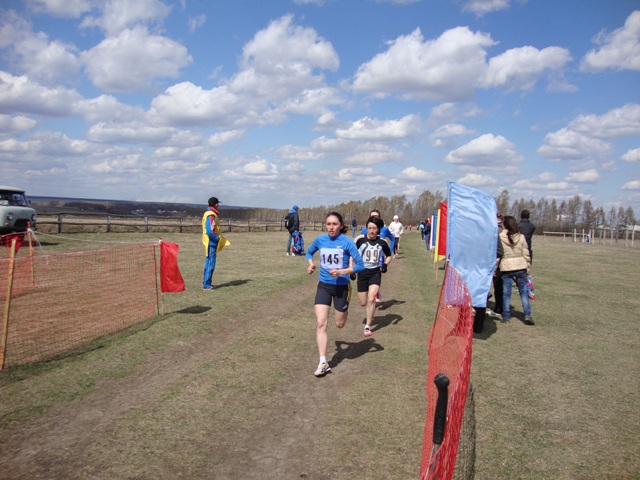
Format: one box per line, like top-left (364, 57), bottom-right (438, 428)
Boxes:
top-left (0, 192), bottom-right (29, 206)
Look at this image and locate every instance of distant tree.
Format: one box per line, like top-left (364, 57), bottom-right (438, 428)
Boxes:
top-left (581, 199), bottom-right (595, 229)
top-left (616, 206), bottom-right (626, 228)
top-left (550, 198), bottom-right (559, 227)
top-left (624, 206), bottom-right (636, 227)
top-left (496, 189), bottom-right (510, 215)
top-left (607, 207), bottom-right (617, 227)
top-left (558, 200), bottom-right (568, 227)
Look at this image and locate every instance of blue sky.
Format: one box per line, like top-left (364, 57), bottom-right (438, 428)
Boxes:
top-left (1, 0), bottom-right (639, 212)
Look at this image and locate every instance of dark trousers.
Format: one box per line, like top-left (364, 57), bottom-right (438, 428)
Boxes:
top-left (493, 273), bottom-right (503, 313)
top-left (473, 307), bottom-right (486, 334)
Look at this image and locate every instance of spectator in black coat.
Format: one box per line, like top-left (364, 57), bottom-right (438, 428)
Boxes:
top-left (518, 209), bottom-right (536, 263)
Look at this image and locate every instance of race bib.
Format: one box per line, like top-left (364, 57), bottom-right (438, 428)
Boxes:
top-left (320, 248), bottom-right (344, 270)
top-left (362, 244), bottom-right (381, 265)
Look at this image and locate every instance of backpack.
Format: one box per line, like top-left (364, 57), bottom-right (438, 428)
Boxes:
top-left (291, 230), bottom-right (305, 255)
top-left (284, 213), bottom-right (293, 231)
top-left (526, 274), bottom-right (536, 300)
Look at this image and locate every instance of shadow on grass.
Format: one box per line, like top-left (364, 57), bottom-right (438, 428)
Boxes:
top-left (215, 279), bottom-right (252, 288)
top-left (0, 314), bottom-right (168, 383)
top-left (371, 313), bottom-right (402, 332)
top-left (376, 298), bottom-right (406, 311)
top-left (329, 338), bottom-right (384, 369)
top-left (473, 315), bottom-right (499, 340)
top-left (175, 306), bottom-right (211, 314)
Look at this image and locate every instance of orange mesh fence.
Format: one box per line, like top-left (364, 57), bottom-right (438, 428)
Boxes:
top-left (421, 262), bottom-right (474, 480)
top-left (0, 235), bottom-right (160, 369)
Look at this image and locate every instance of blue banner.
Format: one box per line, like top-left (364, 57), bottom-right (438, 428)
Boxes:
top-left (446, 182), bottom-right (497, 308)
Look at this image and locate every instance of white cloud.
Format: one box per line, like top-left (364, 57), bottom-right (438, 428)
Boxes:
top-left (80, 0), bottom-right (172, 36)
top-left (353, 25), bottom-right (569, 101)
top-left (188, 14), bottom-right (206, 33)
top-left (567, 104), bottom-right (640, 139)
top-left (19, 38), bottom-right (81, 83)
top-left (581, 10), bottom-right (640, 72)
top-left (445, 133), bottom-right (522, 165)
top-left (0, 71), bottom-right (82, 116)
top-left (462, 0), bottom-right (510, 16)
top-left (75, 95), bottom-right (146, 123)
top-left (277, 145), bottom-right (325, 161)
top-left (399, 166), bottom-right (435, 181)
top-left (336, 114), bottom-right (422, 141)
top-left (81, 26), bottom-right (192, 93)
top-left (283, 161), bottom-right (305, 173)
top-left (622, 180), bottom-right (640, 190)
top-left (240, 15), bottom-right (339, 77)
top-left (481, 45), bottom-right (572, 91)
top-left (149, 15), bottom-right (339, 126)
top-left (565, 169), bottom-right (600, 183)
top-left (0, 131), bottom-right (91, 158)
top-left (208, 130), bottom-right (245, 147)
top-left (280, 87), bottom-right (342, 115)
top-left (0, 12), bottom-right (80, 83)
top-left (538, 128), bottom-right (612, 159)
top-left (457, 173), bottom-right (497, 186)
top-left (429, 123), bottom-right (475, 147)
top-left (87, 121), bottom-right (190, 145)
top-left (621, 147), bottom-right (640, 163)
top-left (242, 158), bottom-right (278, 176)
top-left (352, 27), bottom-right (495, 101)
top-left (26, 0), bottom-right (92, 18)
top-left (0, 115), bottom-right (37, 136)
top-left (343, 148), bottom-right (403, 165)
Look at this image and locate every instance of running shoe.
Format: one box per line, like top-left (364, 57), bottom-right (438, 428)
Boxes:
top-left (375, 292), bottom-right (381, 303)
top-left (524, 316), bottom-right (535, 325)
top-left (364, 326), bottom-right (372, 337)
top-left (314, 362), bottom-right (331, 377)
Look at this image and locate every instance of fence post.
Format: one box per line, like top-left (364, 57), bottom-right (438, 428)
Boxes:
top-left (1, 238), bottom-right (18, 370)
top-left (145, 217), bottom-right (149, 233)
top-left (57, 213), bottom-right (62, 234)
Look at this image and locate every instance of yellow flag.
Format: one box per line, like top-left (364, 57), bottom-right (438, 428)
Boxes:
top-left (434, 208), bottom-right (443, 263)
top-left (217, 235), bottom-right (230, 253)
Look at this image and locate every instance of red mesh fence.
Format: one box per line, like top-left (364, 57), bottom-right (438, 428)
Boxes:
top-left (421, 262), bottom-right (474, 480)
top-left (0, 235), bottom-right (160, 369)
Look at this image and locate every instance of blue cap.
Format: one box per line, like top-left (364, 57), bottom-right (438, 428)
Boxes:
top-left (293, 205), bottom-right (299, 210)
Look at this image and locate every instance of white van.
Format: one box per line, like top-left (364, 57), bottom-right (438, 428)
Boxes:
top-left (0, 186), bottom-right (37, 234)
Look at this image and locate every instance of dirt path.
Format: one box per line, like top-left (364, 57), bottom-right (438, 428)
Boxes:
top-left (0, 253), bottom-right (423, 479)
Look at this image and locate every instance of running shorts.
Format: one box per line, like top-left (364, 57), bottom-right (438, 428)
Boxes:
top-left (314, 281), bottom-right (352, 312)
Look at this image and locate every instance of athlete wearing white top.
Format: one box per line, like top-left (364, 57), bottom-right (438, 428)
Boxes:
top-left (354, 216), bottom-right (392, 337)
top-left (388, 215), bottom-right (404, 257)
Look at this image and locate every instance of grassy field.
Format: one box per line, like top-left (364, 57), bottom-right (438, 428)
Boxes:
top-left (0, 229), bottom-right (638, 479)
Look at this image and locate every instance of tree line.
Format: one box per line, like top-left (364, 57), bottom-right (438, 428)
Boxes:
top-left (34, 190), bottom-right (637, 235)
top-left (255, 190), bottom-right (636, 235)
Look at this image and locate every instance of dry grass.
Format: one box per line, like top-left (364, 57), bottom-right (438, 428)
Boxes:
top-left (0, 230), bottom-right (638, 479)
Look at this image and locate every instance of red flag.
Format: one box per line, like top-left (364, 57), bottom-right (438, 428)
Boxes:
top-left (437, 201), bottom-right (447, 259)
top-left (1, 233), bottom-right (23, 253)
top-left (160, 241), bottom-right (185, 292)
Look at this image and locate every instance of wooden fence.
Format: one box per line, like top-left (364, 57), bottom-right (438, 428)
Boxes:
top-left (544, 227), bottom-right (637, 247)
top-left (35, 212), bottom-right (325, 234)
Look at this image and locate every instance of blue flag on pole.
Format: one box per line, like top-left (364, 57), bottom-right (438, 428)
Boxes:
top-left (446, 182), bottom-right (497, 308)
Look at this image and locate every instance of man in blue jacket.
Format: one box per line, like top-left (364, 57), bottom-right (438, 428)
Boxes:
top-left (285, 205), bottom-right (300, 256)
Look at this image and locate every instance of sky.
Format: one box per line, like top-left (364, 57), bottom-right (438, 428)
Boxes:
top-left (0, 0), bottom-right (639, 212)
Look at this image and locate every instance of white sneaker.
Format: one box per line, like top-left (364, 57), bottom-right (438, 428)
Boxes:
top-left (314, 362), bottom-right (331, 377)
top-left (364, 326), bottom-right (372, 337)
